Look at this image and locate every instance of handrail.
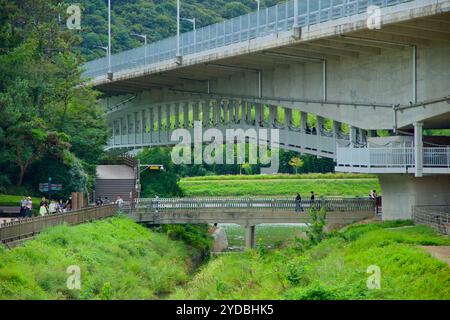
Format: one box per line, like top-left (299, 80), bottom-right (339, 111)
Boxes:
top-left (0, 205), bottom-right (117, 244)
top-left (83, 0), bottom-right (415, 78)
top-left (135, 197), bottom-right (374, 212)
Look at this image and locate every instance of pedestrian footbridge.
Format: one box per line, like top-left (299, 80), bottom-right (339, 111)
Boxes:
top-left (130, 197), bottom-right (375, 247)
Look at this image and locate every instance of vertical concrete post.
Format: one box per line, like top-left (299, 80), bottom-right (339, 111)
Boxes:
top-left (247, 103), bottom-right (252, 124)
top-left (228, 101), bottom-right (234, 126)
top-left (157, 106), bottom-right (162, 143)
top-left (245, 225), bottom-right (256, 249)
top-left (241, 101), bottom-right (247, 124)
top-left (255, 103), bottom-right (263, 127)
top-left (193, 101), bottom-right (200, 124)
top-left (236, 101), bottom-right (241, 124)
top-left (333, 121), bottom-right (341, 157)
top-left (148, 108), bottom-right (154, 141)
top-left (166, 104), bottom-right (171, 131)
top-left (284, 108), bottom-right (292, 130)
top-left (125, 114), bottom-right (130, 144)
top-left (133, 113), bottom-right (137, 144)
top-left (141, 109), bottom-right (145, 143)
top-left (414, 122), bottom-right (424, 178)
top-left (174, 103), bottom-right (180, 129)
top-left (349, 126), bottom-right (357, 147)
top-left (205, 101), bottom-right (211, 128)
top-left (223, 101), bottom-right (228, 125)
top-left (317, 116), bottom-right (324, 136)
top-left (269, 105), bottom-right (277, 128)
top-left (119, 118), bottom-right (123, 144)
top-left (183, 103), bottom-right (189, 129)
top-left (300, 111), bottom-right (308, 133)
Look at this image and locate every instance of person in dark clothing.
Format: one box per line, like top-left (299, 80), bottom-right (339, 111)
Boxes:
top-left (310, 192), bottom-right (316, 207)
top-left (295, 193), bottom-right (303, 212)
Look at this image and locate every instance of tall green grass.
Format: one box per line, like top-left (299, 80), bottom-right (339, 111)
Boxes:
top-left (180, 177), bottom-right (380, 197)
top-left (172, 223), bottom-right (450, 300)
top-left (0, 217), bottom-right (196, 300)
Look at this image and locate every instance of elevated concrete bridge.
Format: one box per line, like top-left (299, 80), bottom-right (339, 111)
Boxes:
top-left (130, 197), bottom-right (375, 248)
top-left (84, 0), bottom-right (450, 221)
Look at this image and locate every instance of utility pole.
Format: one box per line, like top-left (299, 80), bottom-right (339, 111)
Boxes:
top-left (131, 33), bottom-right (148, 64)
top-left (107, 0), bottom-right (113, 80)
top-left (176, 0), bottom-right (182, 64)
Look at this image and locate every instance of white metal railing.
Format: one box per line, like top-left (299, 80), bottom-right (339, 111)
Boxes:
top-left (337, 146), bottom-right (450, 168)
top-left (83, 0), bottom-right (413, 78)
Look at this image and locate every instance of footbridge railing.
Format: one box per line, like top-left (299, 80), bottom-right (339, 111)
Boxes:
top-left (131, 197), bottom-right (376, 226)
top-left (0, 205), bottom-right (117, 245)
top-left (135, 197), bottom-right (374, 212)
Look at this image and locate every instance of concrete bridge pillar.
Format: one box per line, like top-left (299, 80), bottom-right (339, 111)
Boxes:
top-left (300, 111), bottom-right (308, 133)
top-left (174, 103), bottom-right (180, 128)
top-left (284, 108), bottom-right (292, 130)
top-left (165, 104), bottom-right (171, 131)
top-left (247, 103), bottom-right (252, 124)
top-left (183, 103), bottom-right (189, 129)
top-left (202, 101), bottom-right (209, 128)
top-left (349, 126), bottom-right (357, 147)
top-left (193, 102), bottom-right (200, 124)
top-left (269, 105), bottom-right (277, 128)
top-left (245, 225), bottom-right (256, 249)
top-left (317, 116), bottom-right (325, 135)
top-left (414, 122), bottom-right (424, 178)
top-left (227, 101), bottom-right (234, 126)
top-left (148, 107), bottom-right (154, 139)
top-left (222, 101), bottom-right (228, 125)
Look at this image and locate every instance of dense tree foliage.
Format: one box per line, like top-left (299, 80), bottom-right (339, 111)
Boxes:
top-left (0, 0), bottom-right (108, 196)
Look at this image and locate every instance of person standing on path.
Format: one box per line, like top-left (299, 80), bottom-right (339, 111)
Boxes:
top-left (39, 197), bottom-right (48, 217)
top-left (295, 193), bottom-right (303, 212)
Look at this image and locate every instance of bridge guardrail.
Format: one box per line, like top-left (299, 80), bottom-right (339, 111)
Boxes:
top-left (135, 197), bottom-right (375, 212)
top-left (84, 0), bottom-right (415, 78)
top-left (0, 205), bottom-right (117, 244)
top-left (412, 205), bottom-right (450, 235)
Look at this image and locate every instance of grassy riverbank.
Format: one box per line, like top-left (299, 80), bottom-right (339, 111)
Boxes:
top-left (180, 174), bottom-right (380, 198)
top-left (0, 217), bottom-right (205, 299)
top-left (171, 221), bottom-right (450, 300)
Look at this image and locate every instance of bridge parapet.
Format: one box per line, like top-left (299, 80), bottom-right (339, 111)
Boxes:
top-left (130, 197), bottom-right (375, 226)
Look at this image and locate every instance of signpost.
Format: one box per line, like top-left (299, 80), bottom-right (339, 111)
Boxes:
top-left (38, 177), bottom-right (62, 200)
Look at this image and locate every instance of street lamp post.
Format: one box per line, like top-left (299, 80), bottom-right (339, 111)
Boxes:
top-left (176, 0), bottom-right (181, 63)
top-left (256, 0), bottom-right (260, 11)
top-left (131, 33), bottom-right (148, 65)
top-left (107, 0), bottom-right (113, 79)
top-left (182, 18), bottom-right (196, 50)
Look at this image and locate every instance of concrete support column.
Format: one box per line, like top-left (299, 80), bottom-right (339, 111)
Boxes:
top-left (414, 122), bottom-right (424, 178)
top-left (349, 126), bottom-right (357, 147)
top-left (222, 101), bottom-right (228, 125)
top-left (126, 114), bottom-right (130, 143)
top-left (247, 103), bottom-right (252, 124)
top-left (203, 101), bottom-right (210, 128)
top-left (227, 101), bottom-right (234, 126)
top-left (211, 101), bottom-right (218, 126)
top-left (245, 225), bottom-right (256, 249)
top-left (317, 116), bottom-right (325, 135)
top-left (166, 104), bottom-right (171, 131)
top-left (148, 108), bottom-right (154, 134)
top-left (193, 102), bottom-right (200, 124)
top-left (174, 104), bottom-right (180, 129)
top-left (157, 106), bottom-right (162, 142)
top-left (300, 111), bottom-right (308, 133)
top-left (255, 103), bottom-right (263, 127)
top-left (111, 120), bottom-right (116, 145)
top-left (284, 108), bottom-right (292, 130)
top-left (235, 101), bottom-right (240, 124)
top-left (141, 110), bottom-right (145, 142)
top-left (241, 102), bottom-right (247, 124)
top-left (183, 103), bottom-right (189, 129)
top-left (269, 105), bottom-right (277, 128)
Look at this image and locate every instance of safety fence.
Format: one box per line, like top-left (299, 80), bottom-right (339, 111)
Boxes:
top-left (84, 0), bottom-right (413, 78)
top-left (135, 197), bottom-right (375, 212)
top-left (412, 205), bottom-right (450, 235)
top-left (0, 205), bottom-right (117, 244)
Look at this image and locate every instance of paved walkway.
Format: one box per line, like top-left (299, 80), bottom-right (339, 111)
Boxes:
top-left (421, 246), bottom-right (450, 267)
